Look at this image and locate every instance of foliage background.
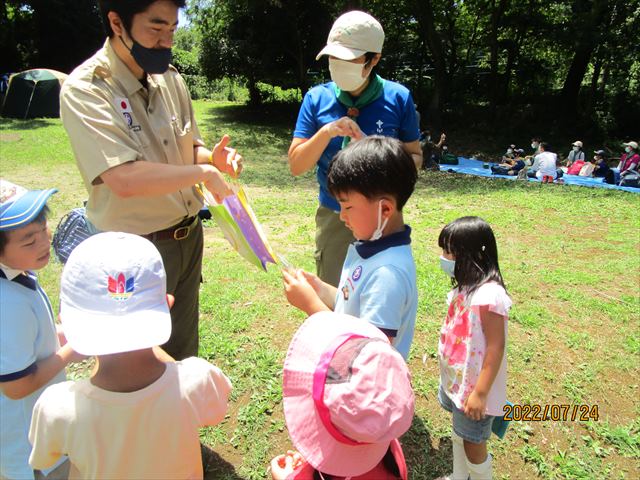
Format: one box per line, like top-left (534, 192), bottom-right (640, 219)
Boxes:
top-left (2, 0), bottom-right (638, 144)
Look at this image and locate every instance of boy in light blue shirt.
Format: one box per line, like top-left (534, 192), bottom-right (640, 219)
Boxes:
top-left (283, 136), bottom-right (418, 359)
top-left (0, 179), bottom-right (82, 480)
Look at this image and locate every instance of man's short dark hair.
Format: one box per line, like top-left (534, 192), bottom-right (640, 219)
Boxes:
top-left (0, 206), bottom-right (49, 256)
top-left (539, 142), bottom-right (551, 151)
top-left (531, 137), bottom-right (542, 143)
top-left (327, 136), bottom-right (417, 211)
top-left (98, 0), bottom-right (186, 37)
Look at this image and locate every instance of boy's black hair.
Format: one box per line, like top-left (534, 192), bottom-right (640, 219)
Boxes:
top-left (531, 137), bottom-right (542, 143)
top-left (539, 141), bottom-right (550, 151)
top-left (0, 206), bottom-right (49, 256)
top-left (438, 216), bottom-right (506, 297)
top-left (327, 136), bottom-right (417, 210)
top-left (98, 0), bottom-right (186, 37)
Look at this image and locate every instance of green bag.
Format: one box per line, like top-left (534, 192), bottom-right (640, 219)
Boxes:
top-left (441, 152), bottom-right (459, 165)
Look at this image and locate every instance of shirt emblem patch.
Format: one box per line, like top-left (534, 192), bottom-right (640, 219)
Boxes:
top-left (341, 283), bottom-right (350, 301)
top-left (115, 97), bottom-right (141, 132)
top-left (352, 266), bottom-right (363, 281)
top-left (108, 273), bottom-right (134, 300)
top-left (376, 119), bottom-right (384, 134)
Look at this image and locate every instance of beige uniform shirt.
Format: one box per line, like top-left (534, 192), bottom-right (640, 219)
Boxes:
top-left (60, 39), bottom-right (204, 235)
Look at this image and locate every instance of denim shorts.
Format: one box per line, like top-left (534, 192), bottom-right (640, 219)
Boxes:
top-left (438, 385), bottom-right (495, 444)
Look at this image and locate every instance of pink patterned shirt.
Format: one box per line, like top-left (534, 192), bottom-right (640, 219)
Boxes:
top-left (438, 282), bottom-right (511, 416)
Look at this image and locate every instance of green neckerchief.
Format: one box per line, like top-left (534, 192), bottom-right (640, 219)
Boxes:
top-left (334, 74), bottom-right (385, 148)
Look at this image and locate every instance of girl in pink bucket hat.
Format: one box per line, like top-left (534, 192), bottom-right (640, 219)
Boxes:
top-left (269, 312), bottom-right (415, 480)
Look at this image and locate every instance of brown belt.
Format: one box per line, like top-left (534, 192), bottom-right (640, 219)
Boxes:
top-left (143, 216), bottom-right (199, 242)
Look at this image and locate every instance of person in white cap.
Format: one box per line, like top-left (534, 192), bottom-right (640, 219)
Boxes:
top-left (0, 179), bottom-right (83, 480)
top-left (617, 141), bottom-right (639, 182)
top-left (28, 232), bottom-right (233, 480)
top-left (288, 10), bottom-right (422, 288)
top-left (565, 140), bottom-right (585, 168)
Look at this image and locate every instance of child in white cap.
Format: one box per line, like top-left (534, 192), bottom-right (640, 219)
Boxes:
top-left (0, 179), bottom-right (82, 480)
top-left (269, 312), bottom-right (414, 479)
top-left (28, 232), bottom-right (232, 479)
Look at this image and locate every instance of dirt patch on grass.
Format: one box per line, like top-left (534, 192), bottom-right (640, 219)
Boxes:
top-left (0, 132), bottom-right (21, 142)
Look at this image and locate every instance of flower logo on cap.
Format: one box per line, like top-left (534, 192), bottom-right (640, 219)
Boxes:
top-left (107, 273), bottom-right (135, 301)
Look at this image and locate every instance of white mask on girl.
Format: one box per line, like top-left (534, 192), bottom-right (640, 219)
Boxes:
top-left (625, 146), bottom-right (632, 153)
top-left (439, 256), bottom-right (456, 278)
top-left (369, 200), bottom-right (389, 241)
top-left (572, 146), bottom-right (580, 152)
top-left (329, 58), bottom-right (368, 92)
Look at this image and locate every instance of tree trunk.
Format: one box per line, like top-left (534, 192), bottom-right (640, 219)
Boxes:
top-left (560, 0), bottom-right (611, 114)
top-left (412, 0), bottom-right (448, 128)
top-left (488, 0), bottom-right (509, 104)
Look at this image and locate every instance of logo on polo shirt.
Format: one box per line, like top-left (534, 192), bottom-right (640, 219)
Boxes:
top-left (376, 119), bottom-right (384, 134)
top-left (108, 272), bottom-right (134, 300)
top-left (352, 265), bottom-right (362, 281)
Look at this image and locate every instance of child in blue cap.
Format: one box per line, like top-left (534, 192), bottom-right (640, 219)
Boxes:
top-left (0, 179), bottom-right (83, 480)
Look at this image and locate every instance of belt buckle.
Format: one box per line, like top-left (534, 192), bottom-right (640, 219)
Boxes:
top-left (173, 225), bottom-right (190, 240)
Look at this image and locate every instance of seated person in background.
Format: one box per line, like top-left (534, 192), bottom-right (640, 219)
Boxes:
top-left (501, 144), bottom-right (517, 162)
top-left (492, 149), bottom-right (526, 175)
top-left (592, 150), bottom-right (610, 178)
top-left (618, 141), bottom-right (639, 179)
top-left (534, 142), bottom-right (558, 183)
top-left (524, 137), bottom-right (542, 166)
top-left (565, 140), bottom-right (585, 167)
top-left (420, 130), bottom-right (446, 170)
top-left (29, 233), bottom-right (232, 480)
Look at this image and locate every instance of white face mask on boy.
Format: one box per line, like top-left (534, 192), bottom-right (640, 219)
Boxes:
top-left (369, 200), bottom-right (389, 241)
top-left (329, 58), bottom-right (368, 92)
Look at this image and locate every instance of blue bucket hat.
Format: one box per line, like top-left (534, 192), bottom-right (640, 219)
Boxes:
top-left (0, 179), bottom-right (57, 231)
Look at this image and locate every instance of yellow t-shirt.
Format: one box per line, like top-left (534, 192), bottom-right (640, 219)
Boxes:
top-left (29, 357), bottom-right (232, 480)
top-left (60, 39), bottom-right (204, 234)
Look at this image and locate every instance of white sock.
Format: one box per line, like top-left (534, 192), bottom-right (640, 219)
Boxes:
top-left (451, 431), bottom-right (469, 480)
top-left (467, 453), bottom-right (492, 480)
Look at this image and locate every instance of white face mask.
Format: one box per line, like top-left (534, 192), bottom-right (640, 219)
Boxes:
top-left (507, 148), bottom-right (513, 154)
top-left (439, 256), bottom-right (456, 278)
top-left (531, 143), bottom-right (538, 150)
top-left (573, 146), bottom-right (580, 152)
top-left (369, 200), bottom-right (389, 241)
top-left (329, 58), bottom-right (368, 92)
top-left (625, 147), bottom-right (632, 153)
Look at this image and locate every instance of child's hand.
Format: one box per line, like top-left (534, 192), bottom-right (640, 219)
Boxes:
top-left (463, 390), bottom-right (488, 421)
top-left (300, 270), bottom-right (337, 308)
top-left (282, 269), bottom-right (329, 316)
top-left (269, 451), bottom-right (304, 479)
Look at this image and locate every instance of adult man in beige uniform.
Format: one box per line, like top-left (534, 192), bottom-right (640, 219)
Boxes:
top-left (60, 0), bottom-right (242, 360)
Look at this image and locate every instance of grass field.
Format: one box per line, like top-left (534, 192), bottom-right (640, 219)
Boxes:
top-left (1, 100), bottom-right (639, 480)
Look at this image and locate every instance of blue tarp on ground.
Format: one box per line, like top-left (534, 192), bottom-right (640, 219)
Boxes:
top-left (439, 157), bottom-right (640, 194)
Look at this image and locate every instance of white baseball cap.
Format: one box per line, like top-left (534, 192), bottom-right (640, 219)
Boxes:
top-left (60, 232), bottom-right (171, 356)
top-left (623, 141), bottom-right (638, 150)
top-left (572, 140), bottom-right (583, 148)
top-left (316, 11), bottom-right (384, 61)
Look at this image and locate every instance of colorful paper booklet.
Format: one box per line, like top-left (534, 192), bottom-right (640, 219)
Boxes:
top-left (198, 184), bottom-right (277, 271)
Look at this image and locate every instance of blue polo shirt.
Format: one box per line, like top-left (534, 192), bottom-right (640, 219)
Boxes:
top-left (0, 269), bottom-right (65, 479)
top-left (293, 80), bottom-right (420, 212)
top-left (334, 226), bottom-right (418, 360)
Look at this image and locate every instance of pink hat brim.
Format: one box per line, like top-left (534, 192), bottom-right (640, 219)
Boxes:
top-left (283, 312), bottom-right (391, 477)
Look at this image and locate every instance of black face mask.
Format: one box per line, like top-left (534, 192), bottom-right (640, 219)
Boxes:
top-left (120, 35), bottom-right (171, 74)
